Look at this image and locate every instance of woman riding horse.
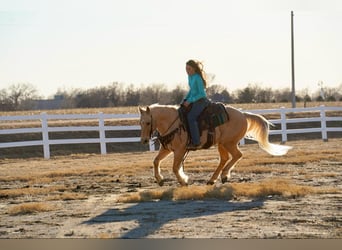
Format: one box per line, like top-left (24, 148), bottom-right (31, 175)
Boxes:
top-left (182, 60), bottom-right (209, 150)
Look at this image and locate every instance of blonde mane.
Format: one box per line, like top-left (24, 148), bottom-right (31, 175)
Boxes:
top-left (148, 104), bottom-right (179, 118)
top-left (149, 103), bottom-right (179, 110)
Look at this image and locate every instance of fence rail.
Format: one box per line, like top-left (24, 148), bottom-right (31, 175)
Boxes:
top-left (1, 105), bottom-right (341, 159)
top-left (0, 112), bottom-right (151, 159)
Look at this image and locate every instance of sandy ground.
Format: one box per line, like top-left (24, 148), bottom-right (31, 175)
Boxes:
top-left (0, 139), bottom-right (341, 238)
top-left (1, 192), bottom-right (341, 238)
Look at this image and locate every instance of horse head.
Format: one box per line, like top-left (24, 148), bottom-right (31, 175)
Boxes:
top-left (138, 106), bottom-right (153, 145)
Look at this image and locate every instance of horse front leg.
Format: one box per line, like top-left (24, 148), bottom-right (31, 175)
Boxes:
top-left (172, 149), bottom-right (189, 186)
top-left (153, 147), bottom-right (171, 186)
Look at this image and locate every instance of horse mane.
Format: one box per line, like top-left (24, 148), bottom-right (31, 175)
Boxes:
top-left (149, 103), bottom-right (179, 110)
top-left (148, 104), bottom-right (179, 123)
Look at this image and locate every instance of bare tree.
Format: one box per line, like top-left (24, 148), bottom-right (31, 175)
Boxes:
top-left (3, 83), bottom-right (39, 110)
top-left (125, 84), bottom-right (140, 106)
top-left (0, 88), bottom-right (12, 110)
top-left (139, 84), bottom-right (168, 105)
top-left (236, 85), bottom-right (257, 103)
top-left (170, 85), bottom-right (187, 104)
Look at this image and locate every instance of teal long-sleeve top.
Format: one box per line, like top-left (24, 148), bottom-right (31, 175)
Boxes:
top-left (184, 73), bottom-right (207, 103)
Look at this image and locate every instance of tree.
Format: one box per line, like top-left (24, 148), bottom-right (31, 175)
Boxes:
top-left (274, 88), bottom-right (291, 103)
top-left (0, 83), bottom-right (39, 110)
top-left (139, 84), bottom-right (167, 105)
top-left (0, 88), bottom-right (12, 110)
top-left (54, 88), bottom-right (78, 109)
top-left (303, 94), bottom-right (312, 102)
top-left (205, 84), bottom-right (233, 103)
top-left (206, 84), bottom-right (225, 98)
top-left (107, 82), bottom-right (123, 106)
top-left (256, 88), bottom-right (273, 103)
top-left (170, 85), bottom-right (187, 104)
top-left (236, 86), bottom-right (256, 103)
top-left (125, 84), bottom-right (140, 106)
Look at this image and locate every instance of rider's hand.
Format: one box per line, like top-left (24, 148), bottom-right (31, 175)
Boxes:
top-left (183, 101), bottom-right (190, 107)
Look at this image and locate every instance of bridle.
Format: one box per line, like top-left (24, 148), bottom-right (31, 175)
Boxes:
top-left (145, 113), bottom-right (180, 146)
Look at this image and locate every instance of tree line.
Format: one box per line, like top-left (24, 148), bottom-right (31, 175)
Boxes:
top-left (1, 82), bottom-right (341, 111)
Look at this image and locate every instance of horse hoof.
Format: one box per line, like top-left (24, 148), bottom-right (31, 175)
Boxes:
top-left (221, 176), bottom-right (228, 184)
top-left (207, 180), bottom-right (215, 185)
top-left (187, 178), bottom-right (194, 186)
top-left (158, 180), bottom-right (164, 186)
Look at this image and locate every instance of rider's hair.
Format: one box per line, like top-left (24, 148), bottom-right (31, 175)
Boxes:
top-left (186, 59), bottom-right (207, 88)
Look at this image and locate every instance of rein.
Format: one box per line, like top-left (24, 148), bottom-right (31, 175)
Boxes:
top-left (156, 127), bottom-right (180, 149)
top-left (151, 115), bottom-right (181, 149)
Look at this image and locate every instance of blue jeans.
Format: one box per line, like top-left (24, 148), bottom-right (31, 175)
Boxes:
top-left (187, 99), bottom-right (208, 145)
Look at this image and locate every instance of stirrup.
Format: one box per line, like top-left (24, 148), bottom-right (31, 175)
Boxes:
top-left (187, 143), bottom-right (201, 150)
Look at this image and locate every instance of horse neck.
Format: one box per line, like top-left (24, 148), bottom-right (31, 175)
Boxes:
top-left (151, 106), bottom-right (179, 134)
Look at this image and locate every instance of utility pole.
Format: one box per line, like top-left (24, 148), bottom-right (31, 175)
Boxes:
top-left (291, 11), bottom-right (296, 108)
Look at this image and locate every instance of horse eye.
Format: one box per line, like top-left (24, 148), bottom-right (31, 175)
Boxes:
top-left (146, 122), bottom-right (151, 126)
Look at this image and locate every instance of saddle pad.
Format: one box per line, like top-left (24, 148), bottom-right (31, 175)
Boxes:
top-left (198, 102), bottom-right (229, 130)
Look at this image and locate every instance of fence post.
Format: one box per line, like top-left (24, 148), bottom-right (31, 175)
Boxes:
top-left (320, 105), bottom-right (328, 141)
top-left (280, 107), bottom-right (287, 143)
top-left (98, 112), bottom-right (107, 154)
top-left (41, 112), bottom-right (50, 159)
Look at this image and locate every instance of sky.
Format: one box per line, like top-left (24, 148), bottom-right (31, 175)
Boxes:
top-left (0, 0), bottom-right (341, 98)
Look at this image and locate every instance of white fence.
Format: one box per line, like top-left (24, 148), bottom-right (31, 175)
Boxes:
top-left (0, 112), bottom-right (153, 159)
top-left (0, 105), bottom-right (341, 159)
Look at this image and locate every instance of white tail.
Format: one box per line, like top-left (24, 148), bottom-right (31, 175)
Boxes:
top-left (244, 112), bottom-right (292, 156)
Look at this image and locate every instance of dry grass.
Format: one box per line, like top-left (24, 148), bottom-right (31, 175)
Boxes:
top-left (8, 202), bottom-right (55, 216)
top-left (117, 178), bottom-right (340, 203)
top-left (46, 192), bottom-right (88, 201)
top-left (235, 166), bottom-right (280, 174)
top-left (230, 179), bottom-right (339, 198)
top-left (1, 102), bottom-right (341, 117)
top-left (232, 179), bottom-right (318, 198)
top-left (0, 106), bottom-right (140, 116)
top-left (233, 101), bottom-right (342, 110)
top-left (0, 185), bottom-right (67, 198)
top-left (117, 185), bottom-right (234, 203)
top-left (97, 232), bottom-right (120, 239)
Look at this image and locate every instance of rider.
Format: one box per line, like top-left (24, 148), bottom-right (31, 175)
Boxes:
top-left (182, 59), bottom-right (209, 150)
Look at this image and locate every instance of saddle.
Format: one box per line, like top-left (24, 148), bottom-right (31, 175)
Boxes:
top-left (178, 101), bottom-right (229, 149)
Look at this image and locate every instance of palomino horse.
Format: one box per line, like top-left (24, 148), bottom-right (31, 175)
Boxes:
top-left (139, 104), bottom-right (292, 186)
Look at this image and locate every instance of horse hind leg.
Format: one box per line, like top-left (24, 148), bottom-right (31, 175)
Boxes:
top-left (207, 144), bottom-right (230, 185)
top-left (221, 144), bottom-right (243, 184)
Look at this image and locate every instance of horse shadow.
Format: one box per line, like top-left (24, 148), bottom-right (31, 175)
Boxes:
top-left (82, 198), bottom-right (265, 238)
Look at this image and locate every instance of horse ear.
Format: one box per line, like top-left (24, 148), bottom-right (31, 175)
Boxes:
top-left (138, 106), bottom-right (150, 114)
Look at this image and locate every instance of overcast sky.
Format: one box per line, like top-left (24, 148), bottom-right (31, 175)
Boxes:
top-left (1, 0), bottom-right (341, 98)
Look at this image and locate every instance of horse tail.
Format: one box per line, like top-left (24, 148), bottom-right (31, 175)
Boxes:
top-left (243, 112), bottom-right (292, 156)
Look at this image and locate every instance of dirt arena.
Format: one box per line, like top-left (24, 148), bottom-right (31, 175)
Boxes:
top-left (0, 139), bottom-right (341, 238)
